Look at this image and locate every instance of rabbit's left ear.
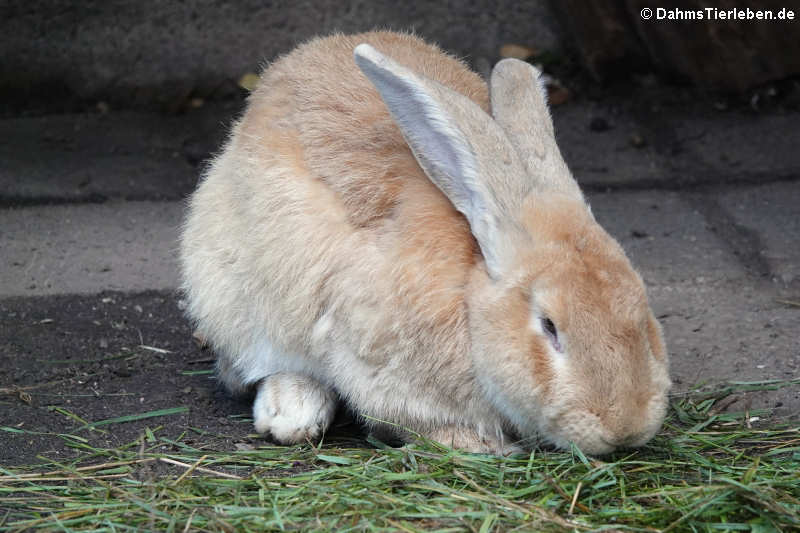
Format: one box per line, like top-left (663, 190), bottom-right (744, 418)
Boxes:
top-left (355, 43), bottom-right (529, 279)
top-left (490, 59), bottom-right (583, 202)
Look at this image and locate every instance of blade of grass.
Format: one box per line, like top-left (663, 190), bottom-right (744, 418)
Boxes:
top-left (81, 406), bottom-right (189, 429)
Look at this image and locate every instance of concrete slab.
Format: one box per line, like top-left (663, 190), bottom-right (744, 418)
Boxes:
top-left (554, 102), bottom-right (671, 189)
top-left (671, 111), bottom-right (800, 179)
top-left (589, 189), bottom-right (799, 416)
top-left (554, 102), bottom-right (800, 190)
top-left (718, 182), bottom-right (800, 288)
top-left (1, 189), bottom-right (752, 297)
top-left (588, 190), bottom-right (747, 285)
top-left (0, 104), bottom-right (234, 203)
top-left (0, 201), bottom-right (181, 297)
top-left (652, 280), bottom-right (800, 416)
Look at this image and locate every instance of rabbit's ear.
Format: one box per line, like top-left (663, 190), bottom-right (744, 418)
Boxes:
top-left (490, 59), bottom-right (583, 201)
top-left (355, 43), bottom-right (528, 278)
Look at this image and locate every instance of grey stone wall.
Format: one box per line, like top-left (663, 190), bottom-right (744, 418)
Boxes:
top-left (1, 0), bottom-right (563, 110)
top-left (557, 0), bottom-right (800, 91)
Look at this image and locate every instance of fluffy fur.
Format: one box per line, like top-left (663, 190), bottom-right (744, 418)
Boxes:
top-left (179, 31), bottom-right (671, 455)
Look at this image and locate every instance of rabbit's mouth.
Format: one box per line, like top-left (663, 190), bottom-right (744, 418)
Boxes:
top-left (538, 393), bottom-right (668, 455)
top-left (538, 410), bottom-right (622, 455)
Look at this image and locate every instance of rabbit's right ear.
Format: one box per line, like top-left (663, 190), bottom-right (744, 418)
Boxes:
top-left (355, 44), bottom-right (529, 278)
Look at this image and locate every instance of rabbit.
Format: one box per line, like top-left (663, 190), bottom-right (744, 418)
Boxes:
top-left (179, 31), bottom-right (671, 455)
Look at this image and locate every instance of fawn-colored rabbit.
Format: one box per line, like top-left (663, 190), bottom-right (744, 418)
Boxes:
top-left (180, 31), bottom-right (671, 455)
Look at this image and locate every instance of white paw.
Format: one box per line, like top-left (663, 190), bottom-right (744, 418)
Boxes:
top-left (252, 373), bottom-right (337, 444)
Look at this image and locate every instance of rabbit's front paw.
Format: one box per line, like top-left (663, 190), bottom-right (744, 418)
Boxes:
top-left (252, 373), bottom-right (337, 444)
top-left (423, 426), bottom-right (524, 456)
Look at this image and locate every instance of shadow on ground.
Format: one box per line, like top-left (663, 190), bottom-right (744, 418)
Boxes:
top-left (0, 291), bottom-right (367, 466)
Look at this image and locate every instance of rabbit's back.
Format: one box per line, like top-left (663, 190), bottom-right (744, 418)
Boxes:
top-left (243, 31), bottom-right (489, 226)
top-left (181, 32), bottom-right (490, 399)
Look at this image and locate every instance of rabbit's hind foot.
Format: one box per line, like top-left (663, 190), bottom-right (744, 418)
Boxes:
top-left (253, 373), bottom-right (337, 444)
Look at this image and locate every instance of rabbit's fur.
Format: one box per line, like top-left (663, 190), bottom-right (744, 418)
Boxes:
top-left (180, 31), bottom-right (671, 455)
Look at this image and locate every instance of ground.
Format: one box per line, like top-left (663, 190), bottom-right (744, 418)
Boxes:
top-left (0, 290), bottom-right (370, 467)
top-left (1, 69), bottom-right (799, 468)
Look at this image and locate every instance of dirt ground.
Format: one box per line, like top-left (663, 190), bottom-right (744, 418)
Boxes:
top-left (2, 288), bottom-right (797, 468)
top-left (0, 290), bottom-right (366, 467)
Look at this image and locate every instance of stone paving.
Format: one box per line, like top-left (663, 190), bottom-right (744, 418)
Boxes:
top-left (2, 91), bottom-right (798, 423)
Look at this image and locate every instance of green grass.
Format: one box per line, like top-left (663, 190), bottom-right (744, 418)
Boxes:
top-left (1, 381), bottom-right (799, 532)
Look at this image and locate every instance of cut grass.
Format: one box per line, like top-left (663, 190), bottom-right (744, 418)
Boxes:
top-left (1, 380), bottom-right (799, 532)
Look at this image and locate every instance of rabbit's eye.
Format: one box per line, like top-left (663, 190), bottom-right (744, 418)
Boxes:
top-left (542, 318), bottom-right (557, 338)
top-left (541, 317), bottom-right (563, 352)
